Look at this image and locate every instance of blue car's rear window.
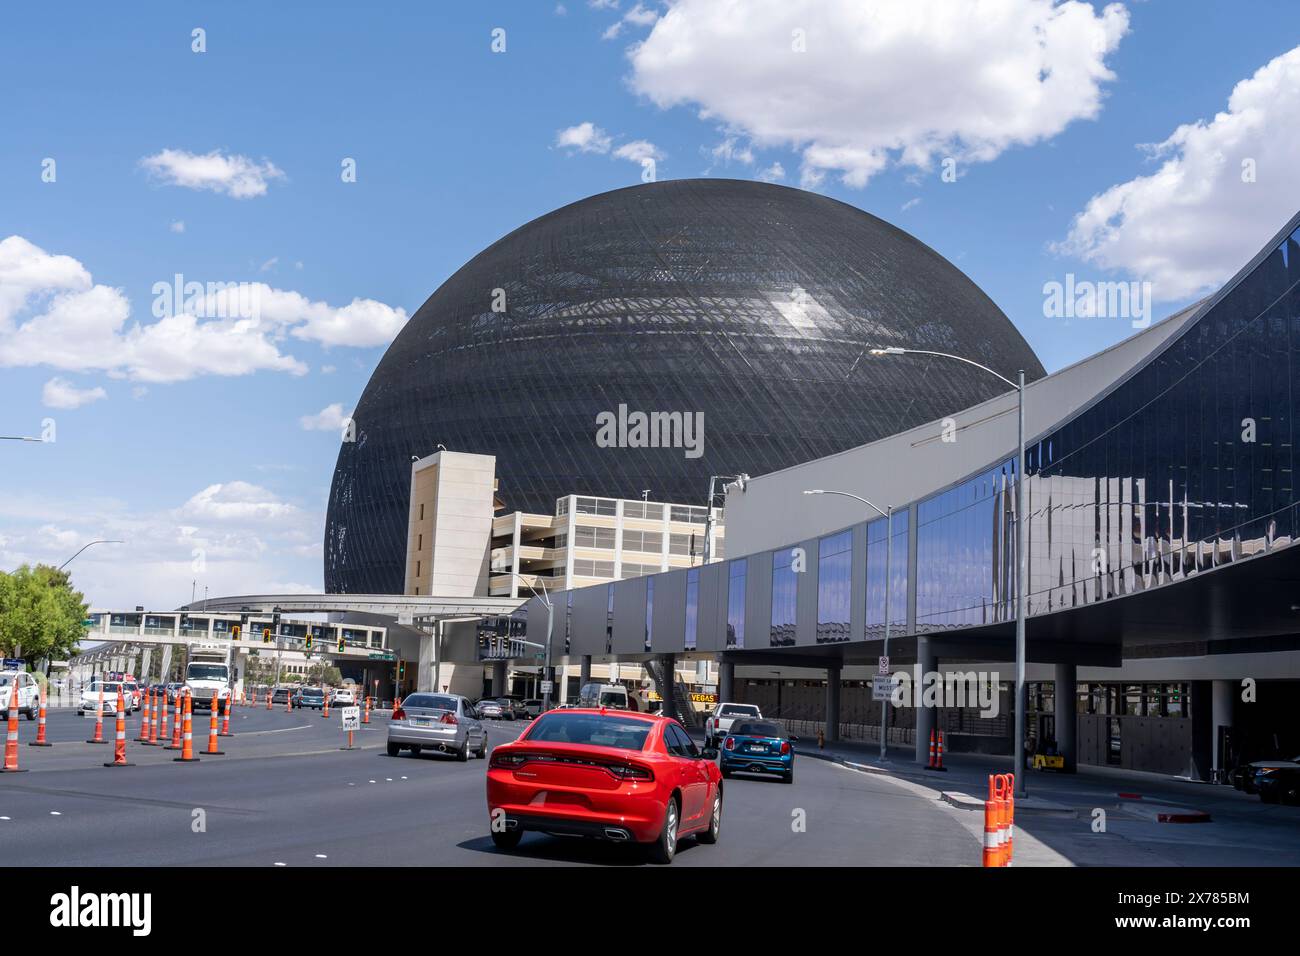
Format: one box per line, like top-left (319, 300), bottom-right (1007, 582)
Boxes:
top-left (732, 721), bottom-right (785, 738)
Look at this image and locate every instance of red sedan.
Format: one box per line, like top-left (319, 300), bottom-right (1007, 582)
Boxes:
top-left (486, 708), bottom-right (723, 863)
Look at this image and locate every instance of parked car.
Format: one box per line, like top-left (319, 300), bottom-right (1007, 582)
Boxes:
top-left (78, 680), bottom-right (125, 716)
top-left (720, 719), bottom-right (796, 784)
top-left (270, 686), bottom-right (294, 704)
top-left (0, 671), bottom-right (40, 721)
top-left (521, 699), bottom-right (543, 719)
top-left (476, 699), bottom-right (506, 720)
top-left (1229, 755), bottom-right (1300, 793)
top-left (294, 687), bottom-right (326, 710)
top-left (704, 703), bottom-right (762, 748)
top-left (387, 693), bottom-right (487, 761)
top-left (503, 697), bottom-right (531, 720)
top-left (487, 709), bottom-right (723, 863)
top-left (1254, 765), bottom-right (1300, 805)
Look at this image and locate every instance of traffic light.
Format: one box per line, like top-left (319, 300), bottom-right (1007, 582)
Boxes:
top-left (397, 659), bottom-right (406, 681)
top-left (337, 635), bottom-right (345, 653)
top-left (305, 629), bottom-right (313, 650)
top-left (262, 627), bottom-right (271, 643)
top-left (231, 624), bottom-right (241, 640)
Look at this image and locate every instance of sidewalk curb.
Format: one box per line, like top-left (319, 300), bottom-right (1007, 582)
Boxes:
top-left (939, 790), bottom-right (1078, 818)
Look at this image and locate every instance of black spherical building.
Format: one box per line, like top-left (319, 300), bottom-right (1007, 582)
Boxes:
top-left (325, 178), bottom-right (1044, 594)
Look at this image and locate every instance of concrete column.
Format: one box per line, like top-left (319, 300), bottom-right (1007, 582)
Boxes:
top-left (491, 660), bottom-right (506, 697)
top-left (579, 655), bottom-right (592, 689)
top-left (1211, 679), bottom-right (1236, 778)
top-left (657, 654), bottom-right (678, 720)
top-left (718, 658), bottom-right (734, 702)
top-left (159, 645), bottom-right (173, 684)
top-left (914, 635), bottom-right (936, 765)
top-left (1053, 662), bottom-right (1077, 773)
top-left (825, 664), bottom-right (842, 743)
top-left (140, 647), bottom-right (153, 682)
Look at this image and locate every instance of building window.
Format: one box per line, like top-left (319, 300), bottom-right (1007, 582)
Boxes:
top-left (622, 529), bottom-right (663, 553)
top-left (817, 530), bottom-right (852, 643)
top-left (417, 533), bottom-right (422, 551)
top-left (419, 503), bottom-right (424, 521)
top-left (866, 510), bottom-right (908, 639)
top-left (605, 584), bottom-right (614, 654)
top-left (575, 526), bottom-right (616, 550)
top-left (669, 532), bottom-right (702, 557)
top-left (771, 549), bottom-right (797, 647)
top-left (727, 559), bottom-right (746, 649)
top-left (685, 568), bottom-right (700, 650)
top-left (624, 501), bottom-right (664, 521)
top-left (644, 578), bottom-right (654, 652)
top-left (565, 592), bottom-right (573, 655)
top-left (415, 560), bottom-right (421, 578)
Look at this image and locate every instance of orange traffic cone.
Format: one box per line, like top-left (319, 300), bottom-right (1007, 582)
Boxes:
top-left (166, 691), bottom-right (184, 750)
top-left (982, 775), bottom-right (999, 867)
top-left (158, 689), bottom-right (170, 745)
top-left (173, 693), bottom-right (199, 762)
top-left (137, 688), bottom-right (151, 743)
top-left (104, 688), bottom-right (133, 767)
top-left (362, 696), bottom-right (370, 725)
top-left (219, 692), bottom-right (233, 737)
top-left (86, 685), bottom-right (108, 744)
top-left (2, 681), bottom-right (26, 772)
top-left (29, 684), bottom-right (51, 747)
top-left (146, 689), bottom-right (161, 745)
top-left (924, 728), bottom-right (936, 769)
top-left (266, 688), bottom-right (272, 710)
top-left (933, 730), bottom-right (948, 772)
top-left (322, 691), bottom-right (330, 719)
top-left (1005, 772), bottom-right (1015, 866)
top-left (285, 689), bottom-right (292, 713)
top-left (204, 691), bottom-right (224, 755)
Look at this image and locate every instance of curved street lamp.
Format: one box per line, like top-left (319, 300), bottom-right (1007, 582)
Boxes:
top-left (870, 345), bottom-right (1028, 797)
top-left (58, 539), bottom-right (124, 572)
top-left (804, 489), bottom-right (893, 762)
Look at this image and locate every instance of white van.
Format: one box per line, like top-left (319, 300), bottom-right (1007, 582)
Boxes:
top-left (578, 682), bottom-right (632, 710)
top-left (0, 671), bottom-right (41, 720)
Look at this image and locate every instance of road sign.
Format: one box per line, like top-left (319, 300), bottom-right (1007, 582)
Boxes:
top-left (340, 706), bottom-right (360, 730)
top-left (878, 656), bottom-right (890, 675)
top-left (540, 680), bottom-right (553, 694)
top-left (871, 675), bottom-right (895, 701)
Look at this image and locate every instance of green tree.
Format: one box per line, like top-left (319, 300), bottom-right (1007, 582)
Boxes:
top-left (0, 564), bottom-right (88, 665)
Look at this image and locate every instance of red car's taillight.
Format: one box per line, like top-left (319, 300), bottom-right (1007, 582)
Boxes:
top-left (440, 712), bottom-right (458, 725)
top-left (724, 737), bottom-right (735, 750)
top-left (490, 751), bottom-right (527, 769)
top-left (607, 762), bottom-right (654, 781)
top-left (780, 741), bottom-right (791, 755)
top-left (391, 706), bottom-right (405, 720)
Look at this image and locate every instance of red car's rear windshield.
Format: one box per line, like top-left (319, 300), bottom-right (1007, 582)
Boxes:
top-left (524, 712), bottom-right (652, 751)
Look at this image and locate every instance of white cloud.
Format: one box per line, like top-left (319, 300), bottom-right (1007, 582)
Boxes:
top-left (556, 121), bottom-right (613, 154)
top-left (629, 0), bottom-right (1129, 188)
top-left (180, 481), bottom-right (301, 524)
top-left (300, 403), bottom-right (353, 432)
top-left (901, 197), bottom-right (922, 212)
top-left (0, 236), bottom-right (407, 382)
top-left (259, 256), bottom-right (279, 273)
top-left (170, 221), bottom-right (185, 234)
top-left (0, 483), bottom-right (323, 609)
top-left (613, 139), bottom-right (663, 164)
top-left (756, 161), bottom-right (785, 183)
top-left (320, 364), bottom-right (337, 374)
top-left (709, 137), bottom-right (755, 167)
top-left (140, 148), bottom-right (285, 199)
top-left (42, 376), bottom-right (107, 409)
top-left (1056, 44), bottom-right (1300, 302)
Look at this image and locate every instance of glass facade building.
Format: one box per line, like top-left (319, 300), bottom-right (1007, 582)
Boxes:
top-left (325, 178), bottom-right (1043, 594)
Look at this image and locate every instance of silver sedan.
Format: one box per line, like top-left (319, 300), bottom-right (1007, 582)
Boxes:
top-left (387, 693), bottom-right (488, 761)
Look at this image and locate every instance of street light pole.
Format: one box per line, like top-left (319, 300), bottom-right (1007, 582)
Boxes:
top-left (510, 572), bottom-right (554, 711)
top-left (803, 489), bottom-right (892, 762)
top-left (869, 346), bottom-right (1029, 797)
top-left (58, 539), bottom-right (123, 571)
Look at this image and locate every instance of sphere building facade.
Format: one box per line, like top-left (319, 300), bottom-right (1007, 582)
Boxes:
top-left (325, 178), bottom-right (1044, 594)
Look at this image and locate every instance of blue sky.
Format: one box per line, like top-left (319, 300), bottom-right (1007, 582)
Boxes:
top-left (4, 0), bottom-right (1300, 608)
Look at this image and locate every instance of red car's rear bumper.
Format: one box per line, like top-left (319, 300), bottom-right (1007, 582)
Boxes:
top-left (487, 770), bottom-right (667, 843)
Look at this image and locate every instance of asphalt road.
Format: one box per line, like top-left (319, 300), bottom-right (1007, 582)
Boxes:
top-left (0, 706), bottom-right (977, 866)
